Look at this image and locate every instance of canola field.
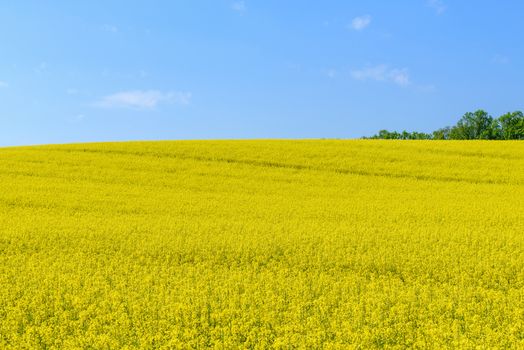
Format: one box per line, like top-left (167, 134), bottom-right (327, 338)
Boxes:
top-left (1, 140), bottom-right (524, 349)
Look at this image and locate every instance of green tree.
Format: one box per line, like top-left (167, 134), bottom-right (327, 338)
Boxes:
top-left (498, 111), bottom-right (524, 140)
top-left (449, 110), bottom-right (494, 139)
top-left (366, 109), bottom-right (524, 140)
top-left (374, 130), bottom-right (401, 139)
top-left (432, 127), bottom-right (451, 140)
top-left (485, 118), bottom-right (502, 140)
top-left (411, 131), bottom-right (432, 140)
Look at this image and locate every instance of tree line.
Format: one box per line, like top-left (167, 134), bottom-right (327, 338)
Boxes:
top-left (367, 110), bottom-right (524, 140)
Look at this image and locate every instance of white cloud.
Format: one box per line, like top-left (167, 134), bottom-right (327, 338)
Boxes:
top-left (427, 0), bottom-right (446, 14)
top-left (0, 81), bottom-right (8, 88)
top-left (94, 90), bottom-right (192, 109)
top-left (351, 64), bottom-right (410, 86)
top-left (388, 68), bottom-right (410, 86)
top-left (350, 15), bottom-right (371, 31)
top-left (351, 64), bottom-right (387, 81)
top-left (231, 1), bottom-right (246, 15)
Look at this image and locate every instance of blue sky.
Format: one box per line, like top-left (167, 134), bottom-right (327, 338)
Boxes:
top-left (1, 1), bottom-right (523, 146)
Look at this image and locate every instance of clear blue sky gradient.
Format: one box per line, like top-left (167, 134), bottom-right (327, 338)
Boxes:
top-left (1, 1), bottom-right (523, 146)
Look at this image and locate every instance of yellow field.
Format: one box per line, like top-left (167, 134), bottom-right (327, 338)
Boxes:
top-left (1, 140), bottom-right (523, 349)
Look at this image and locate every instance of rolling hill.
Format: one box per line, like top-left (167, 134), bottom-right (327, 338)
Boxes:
top-left (1, 140), bottom-right (524, 348)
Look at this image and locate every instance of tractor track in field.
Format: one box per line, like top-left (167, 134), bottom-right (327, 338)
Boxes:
top-left (19, 146), bottom-right (518, 186)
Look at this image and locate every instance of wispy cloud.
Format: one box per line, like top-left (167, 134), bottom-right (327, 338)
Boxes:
top-left (388, 68), bottom-right (410, 86)
top-left (101, 24), bottom-right (118, 33)
top-left (72, 114), bottom-right (86, 122)
top-left (416, 84), bottom-right (437, 93)
top-left (351, 64), bottom-right (410, 86)
top-left (66, 114), bottom-right (86, 124)
top-left (351, 65), bottom-right (387, 82)
top-left (427, 0), bottom-right (446, 14)
top-left (34, 62), bottom-right (47, 74)
top-left (94, 90), bottom-right (192, 109)
top-left (0, 81), bottom-right (8, 88)
top-left (350, 15), bottom-right (371, 31)
top-left (231, 1), bottom-right (246, 15)
top-left (492, 54), bottom-right (509, 65)
top-left (324, 69), bottom-right (337, 79)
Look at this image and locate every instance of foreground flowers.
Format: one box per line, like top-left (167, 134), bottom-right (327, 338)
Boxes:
top-left (0, 140), bottom-right (523, 348)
